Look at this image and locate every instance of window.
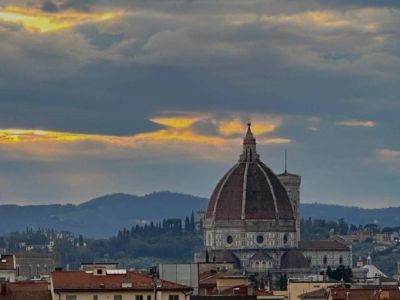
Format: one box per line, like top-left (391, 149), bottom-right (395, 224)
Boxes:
top-left (114, 295), bottom-right (122, 300)
top-left (339, 256), bottom-right (343, 264)
top-left (147, 296), bottom-right (152, 300)
top-left (168, 296), bottom-right (179, 300)
top-left (323, 256), bottom-right (327, 265)
top-left (66, 296), bottom-right (77, 300)
top-left (283, 234), bottom-right (288, 244)
top-left (93, 296), bottom-right (98, 300)
top-left (136, 296), bottom-right (144, 300)
top-left (256, 235), bottom-right (264, 244)
top-left (226, 235), bottom-right (233, 244)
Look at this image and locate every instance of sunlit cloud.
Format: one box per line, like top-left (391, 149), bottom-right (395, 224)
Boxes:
top-left (0, 6), bottom-right (122, 33)
top-left (150, 116), bottom-right (204, 129)
top-left (376, 149), bottom-right (400, 162)
top-left (0, 114), bottom-right (290, 161)
top-left (218, 116), bottom-right (282, 136)
top-left (336, 120), bottom-right (375, 128)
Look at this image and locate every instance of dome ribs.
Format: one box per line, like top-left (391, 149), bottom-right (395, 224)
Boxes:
top-left (245, 163), bottom-right (277, 219)
top-left (215, 163), bottom-right (246, 220)
top-left (206, 163), bottom-right (239, 219)
top-left (259, 162), bottom-right (294, 220)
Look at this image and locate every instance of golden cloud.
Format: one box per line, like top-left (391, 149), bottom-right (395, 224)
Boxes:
top-left (218, 116), bottom-right (282, 136)
top-left (0, 6), bottom-right (122, 33)
top-left (0, 114), bottom-right (290, 161)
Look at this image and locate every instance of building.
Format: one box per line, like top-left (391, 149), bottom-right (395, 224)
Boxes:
top-left (0, 280), bottom-right (52, 300)
top-left (299, 241), bottom-right (352, 269)
top-left (159, 264), bottom-right (199, 295)
top-left (51, 268), bottom-right (193, 300)
top-left (15, 253), bottom-right (55, 280)
top-left (0, 254), bottom-right (16, 282)
top-left (201, 123), bottom-right (351, 287)
top-left (327, 287), bottom-right (400, 300)
top-left (288, 280), bottom-right (338, 300)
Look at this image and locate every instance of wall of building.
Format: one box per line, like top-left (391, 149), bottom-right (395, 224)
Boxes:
top-left (277, 173), bottom-right (301, 244)
top-left (55, 291), bottom-right (189, 300)
top-left (301, 250), bottom-right (351, 269)
top-left (0, 270), bottom-right (16, 282)
top-left (205, 229), bottom-right (297, 251)
top-left (158, 264), bottom-right (199, 295)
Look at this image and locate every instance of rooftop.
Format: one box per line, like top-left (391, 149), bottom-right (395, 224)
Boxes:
top-left (0, 254), bottom-right (15, 270)
top-left (0, 281), bottom-right (51, 300)
top-left (329, 287), bottom-right (400, 300)
top-left (299, 240), bottom-right (350, 251)
top-left (52, 270), bottom-right (192, 292)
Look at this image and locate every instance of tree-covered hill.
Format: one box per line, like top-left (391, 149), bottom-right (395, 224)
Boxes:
top-left (0, 192), bottom-right (399, 237)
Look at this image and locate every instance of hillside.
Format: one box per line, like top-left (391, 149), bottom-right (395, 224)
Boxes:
top-left (0, 193), bottom-right (399, 237)
top-left (301, 203), bottom-right (400, 227)
top-left (0, 192), bottom-right (207, 238)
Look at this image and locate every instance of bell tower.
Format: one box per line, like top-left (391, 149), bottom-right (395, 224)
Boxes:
top-left (278, 151), bottom-right (301, 243)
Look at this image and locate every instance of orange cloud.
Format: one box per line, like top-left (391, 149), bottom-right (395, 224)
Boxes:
top-left (150, 116), bottom-right (203, 129)
top-left (218, 116), bottom-right (281, 136)
top-left (0, 6), bottom-right (122, 33)
top-left (0, 114), bottom-right (290, 160)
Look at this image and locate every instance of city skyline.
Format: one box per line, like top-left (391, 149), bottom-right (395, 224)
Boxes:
top-left (0, 0), bottom-right (399, 207)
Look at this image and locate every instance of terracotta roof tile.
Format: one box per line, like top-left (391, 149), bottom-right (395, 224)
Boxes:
top-left (0, 281), bottom-right (51, 300)
top-left (329, 288), bottom-right (400, 300)
top-left (52, 271), bottom-right (192, 292)
top-left (207, 162), bottom-right (295, 221)
top-left (298, 287), bottom-right (328, 299)
top-left (299, 240), bottom-right (350, 251)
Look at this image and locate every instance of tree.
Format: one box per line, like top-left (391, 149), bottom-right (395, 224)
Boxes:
top-left (326, 266), bottom-right (333, 279)
top-left (78, 235), bottom-right (84, 247)
top-left (190, 212), bottom-right (195, 232)
top-left (185, 216), bottom-right (190, 232)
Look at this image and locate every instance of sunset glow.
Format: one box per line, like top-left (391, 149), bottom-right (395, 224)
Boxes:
top-left (0, 6), bottom-right (122, 33)
top-left (0, 115), bottom-right (290, 158)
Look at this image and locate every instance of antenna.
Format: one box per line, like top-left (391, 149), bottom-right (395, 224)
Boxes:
top-left (284, 149), bottom-right (288, 174)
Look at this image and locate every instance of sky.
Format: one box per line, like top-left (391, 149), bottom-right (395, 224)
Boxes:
top-left (0, 0), bottom-right (399, 208)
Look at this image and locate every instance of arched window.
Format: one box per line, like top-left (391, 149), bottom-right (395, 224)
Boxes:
top-left (339, 256), bottom-right (343, 265)
top-left (262, 261), bottom-right (267, 268)
top-left (226, 235), bottom-right (233, 244)
top-left (283, 234), bottom-right (288, 244)
top-left (256, 235), bottom-right (264, 244)
top-left (323, 256), bottom-right (327, 265)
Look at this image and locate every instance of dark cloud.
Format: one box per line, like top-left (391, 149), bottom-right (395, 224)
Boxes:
top-left (59, 0), bottom-right (95, 12)
top-left (0, 0), bottom-right (399, 206)
top-left (41, 1), bottom-right (59, 12)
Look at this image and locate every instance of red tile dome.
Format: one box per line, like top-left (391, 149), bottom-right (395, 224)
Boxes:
top-left (205, 123), bottom-right (294, 221)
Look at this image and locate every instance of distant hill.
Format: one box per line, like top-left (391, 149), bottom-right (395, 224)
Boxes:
top-left (0, 192), bottom-right (207, 238)
top-left (0, 192), bottom-right (399, 237)
top-left (301, 203), bottom-right (400, 227)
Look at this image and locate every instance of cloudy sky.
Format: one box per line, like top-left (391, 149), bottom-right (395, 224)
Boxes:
top-left (0, 0), bottom-right (399, 208)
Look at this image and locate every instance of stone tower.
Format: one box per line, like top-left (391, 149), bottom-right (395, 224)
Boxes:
top-left (278, 169), bottom-right (301, 243)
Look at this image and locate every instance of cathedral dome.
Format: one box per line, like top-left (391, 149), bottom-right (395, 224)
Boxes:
top-left (206, 123), bottom-right (294, 221)
top-left (280, 249), bottom-right (310, 269)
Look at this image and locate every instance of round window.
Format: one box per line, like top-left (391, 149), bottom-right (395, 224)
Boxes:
top-left (226, 235), bottom-right (233, 244)
top-left (283, 234), bottom-right (288, 244)
top-left (256, 235), bottom-right (264, 244)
